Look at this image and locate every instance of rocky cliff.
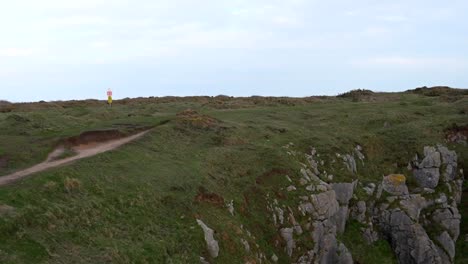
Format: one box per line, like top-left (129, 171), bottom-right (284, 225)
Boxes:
top-left (198, 144), bottom-right (463, 263)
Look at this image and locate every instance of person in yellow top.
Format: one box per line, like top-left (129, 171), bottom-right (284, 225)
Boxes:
top-left (107, 89), bottom-right (113, 107)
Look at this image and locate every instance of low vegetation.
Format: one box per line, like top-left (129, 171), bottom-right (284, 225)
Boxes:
top-left (0, 88), bottom-right (466, 263)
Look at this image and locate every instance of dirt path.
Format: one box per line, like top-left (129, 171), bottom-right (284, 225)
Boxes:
top-left (0, 130), bottom-right (150, 186)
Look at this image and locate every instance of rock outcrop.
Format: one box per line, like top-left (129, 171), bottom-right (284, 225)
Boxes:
top-left (225, 144), bottom-right (463, 264)
top-left (196, 219), bottom-right (219, 258)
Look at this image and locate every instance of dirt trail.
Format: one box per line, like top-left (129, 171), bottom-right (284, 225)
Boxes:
top-left (0, 130), bottom-right (149, 186)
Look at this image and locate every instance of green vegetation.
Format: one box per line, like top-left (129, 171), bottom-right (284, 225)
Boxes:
top-left (0, 91), bottom-right (467, 263)
top-left (340, 220), bottom-right (396, 263)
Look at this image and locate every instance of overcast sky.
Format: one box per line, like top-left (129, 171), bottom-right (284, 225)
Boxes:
top-left (1, 0), bottom-right (467, 102)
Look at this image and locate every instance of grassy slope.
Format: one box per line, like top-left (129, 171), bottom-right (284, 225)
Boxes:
top-left (0, 93), bottom-right (466, 263)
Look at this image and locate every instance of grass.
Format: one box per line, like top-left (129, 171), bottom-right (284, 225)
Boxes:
top-left (0, 91), bottom-right (467, 263)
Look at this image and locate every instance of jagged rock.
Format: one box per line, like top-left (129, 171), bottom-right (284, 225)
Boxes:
top-left (413, 168), bottom-right (440, 189)
top-left (316, 184), bottom-right (328, 192)
top-left (306, 185), bottom-right (315, 191)
top-left (286, 175), bottom-right (293, 182)
top-left (306, 152), bottom-right (320, 175)
top-left (309, 190), bottom-right (339, 220)
top-left (437, 145), bottom-right (458, 182)
top-left (336, 242), bottom-right (353, 264)
top-left (436, 231), bottom-right (455, 261)
top-left (299, 177), bottom-right (309, 186)
top-left (240, 238), bottom-right (250, 253)
top-left (334, 205), bottom-right (349, 234)
top-left (431, 207), bottom-right (461, 241)
top-left (376, 183), bottom-right (383, 199)
top-left (350, 201), bottom-right (366, 223)
top-left (362, 226), bottom-right (379, 244)
top-left (382, 174), bottom-right (409, 196)
top-left (331, 182), bottom-right (355, 205)
top-left (275, 207), bottom-right (285, 225)
top-left (363, 183), bottom-right (376, 196)
top-left (299, 202), bottom-right (314, 216)
top-left (399, 194), bottom-right (427, 221)
top-left (411, 146), bottom-right (457, 189)
top-left (296, 250), bottom-right (315, 264)
top-left (453, 179), bottom-right (463, 204)
top-left (419, 147), bottom-right (441, 168)
top-left (289, 213), bottom-right (303, 235)
top-left (342, 154), bottom-right (357, 174)
top-left (280, 228), bottom-right (295, 257)
top-left (354, 145), bottom-right (365, 163)
top-left (379, 209), bottom-right (442, 264)
top-left (287, 185), bottom-right (297, 192)
top-left (226, 200), bottom-right (234, 216)
top-left (196, 220), bottom-right (219, 258)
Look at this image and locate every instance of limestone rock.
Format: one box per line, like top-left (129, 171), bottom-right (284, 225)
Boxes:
top-left (363, 183), bottom-right (376, 196)
top-left (379, 209), bottom-right (442, 264)
top-left (331, 182), bottom-right (355, 205)
top-left (413, 168), bottom-right (440, 189)
top-left (280, 227), bottom-right (295, 257)
top-left (334, 205), bottom-right (349, 234)
top-left (240, 238), bottom-right (250, 253)
top-left (399, 194), bottom-right (427, 221)
top-left (419, 147), bottom-right (441, 168)
top-left (226, 200), bottom-right (234, 216)
top-left (350, 201), bottom-right (366, 223)
top-left (342, 154), bottom-right (357, 174)
top-left (287, 185), bottom-right (297, 192)
top-left (382, 174), bottom-right (409, 196)
top-left (431, 207), bottom-right (461, 241)
top-left (437, 145), bottom-right (458, 182)
top-left (196, 219), bottom-right (219, 258)
top-left (436, 231), bottom-right (455, 261)
top-left (309, 190), bottom-right (339, 220)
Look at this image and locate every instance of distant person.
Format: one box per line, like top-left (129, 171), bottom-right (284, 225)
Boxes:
top-left (107, 89), bottom-right (113, 107)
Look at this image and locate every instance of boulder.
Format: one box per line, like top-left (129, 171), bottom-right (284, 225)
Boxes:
top-left (413, 168), bottom-right (440, 189)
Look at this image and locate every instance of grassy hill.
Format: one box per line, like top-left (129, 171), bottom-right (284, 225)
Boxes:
top-left (0, 90), bottom-right (467, 263)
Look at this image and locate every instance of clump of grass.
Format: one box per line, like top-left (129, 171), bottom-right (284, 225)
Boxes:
top-left (43, 181), bottom-right (57, 190)
top-left (64, 177), bottom-right (81, 193)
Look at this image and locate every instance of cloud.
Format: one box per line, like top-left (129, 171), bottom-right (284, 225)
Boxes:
top-left (0, 48), bottom-right (34, 57)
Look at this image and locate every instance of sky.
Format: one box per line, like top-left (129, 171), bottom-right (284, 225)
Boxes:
top-left (0, 0), bottom-right (467, 102)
